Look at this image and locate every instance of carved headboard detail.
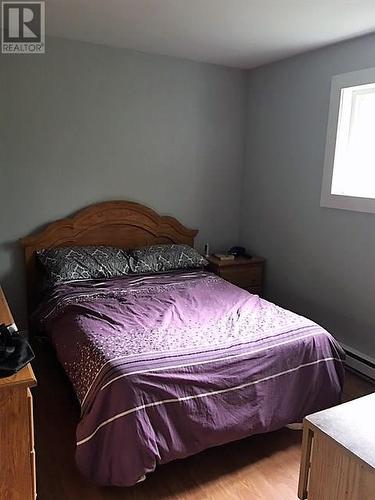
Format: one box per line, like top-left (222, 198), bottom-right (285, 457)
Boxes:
top-left (21, 200), bottom-right (198, 314)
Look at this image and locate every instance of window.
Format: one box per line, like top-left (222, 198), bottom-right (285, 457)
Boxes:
top-left (321, 67), bottom-right (375, 213)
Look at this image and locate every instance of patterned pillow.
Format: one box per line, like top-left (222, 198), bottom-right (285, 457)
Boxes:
top-left (129, 244), bottom-right (207, 274)
top-left (37, 246), bottom-right (131, 287)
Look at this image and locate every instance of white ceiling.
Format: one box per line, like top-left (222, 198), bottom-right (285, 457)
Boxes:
top-left (46, 0), bottom-right (375, 68)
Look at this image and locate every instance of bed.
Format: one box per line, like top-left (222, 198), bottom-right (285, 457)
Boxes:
top-left (22, 200), bottom-right (345, 487)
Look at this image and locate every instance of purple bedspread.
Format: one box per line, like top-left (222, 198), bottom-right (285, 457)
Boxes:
top-left (36, 270), bottom-right (345, 486)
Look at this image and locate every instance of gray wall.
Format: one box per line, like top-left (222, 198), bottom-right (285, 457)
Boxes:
top-left (242, 33), bottom-right (375, 357)
top-left (2, 32), bottom-right (374, 357)
top-left (0, 37), bottom-right (246, 326)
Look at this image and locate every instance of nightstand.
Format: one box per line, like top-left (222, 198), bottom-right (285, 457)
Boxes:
top-left (206, 255), bottom-right (265, 295)
top-left (0, 287), bottom-right (37, 499)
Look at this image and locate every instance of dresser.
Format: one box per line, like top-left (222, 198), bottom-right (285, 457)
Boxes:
top-left (206, 255), bottom-right (265, 295)
top-left (298, 393), bottom-right (375, 500)
top-left (0, 288), bottom-right (37, 500)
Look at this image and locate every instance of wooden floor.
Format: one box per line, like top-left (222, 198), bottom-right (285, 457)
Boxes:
top-left (32, 342), bottom-right (374, 500)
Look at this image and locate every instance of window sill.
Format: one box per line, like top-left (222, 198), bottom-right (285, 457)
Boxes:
top-left (320, 192), bottom-right (375, 214)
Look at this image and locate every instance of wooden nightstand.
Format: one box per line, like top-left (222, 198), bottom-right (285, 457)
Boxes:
top-left (0, 287), bottom-right (37, 500)
top-left (206, 255), bottom-right (265, 295)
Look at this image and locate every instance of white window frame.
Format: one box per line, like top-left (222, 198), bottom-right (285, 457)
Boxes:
top-left (321, 66), bottom-right (375, 214)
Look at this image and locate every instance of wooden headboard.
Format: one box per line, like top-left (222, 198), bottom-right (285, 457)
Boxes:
top-left (21, 200), bottom-right (198, 314)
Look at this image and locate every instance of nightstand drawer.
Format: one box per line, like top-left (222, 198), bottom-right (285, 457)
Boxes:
top-left (219, 266), bottom-right (262, 287)
top-left (207, 255), bottom-right (265, 295)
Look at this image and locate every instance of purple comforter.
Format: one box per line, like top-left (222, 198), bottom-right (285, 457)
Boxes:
top-left (36, 270), bottom-right (344, 486)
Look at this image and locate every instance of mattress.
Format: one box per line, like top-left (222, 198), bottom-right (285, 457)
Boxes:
top-left (36, 270), bottom-right (345, 486)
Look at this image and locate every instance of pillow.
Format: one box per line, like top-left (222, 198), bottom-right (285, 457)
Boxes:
top-left (129, 244), bottom-right (207, 274)
top-left (37, 246), bottom-right (131, 287)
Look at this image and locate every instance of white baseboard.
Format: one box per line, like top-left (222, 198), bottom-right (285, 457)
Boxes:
top-left (341, 343), bottom-right (375, 381)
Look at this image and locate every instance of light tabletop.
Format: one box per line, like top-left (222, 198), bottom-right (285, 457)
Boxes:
top-left (307, 393), bottom-right (375, 469)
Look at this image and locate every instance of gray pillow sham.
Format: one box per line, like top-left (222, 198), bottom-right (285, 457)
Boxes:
top-left (37, 246), bottom-right (131, 287)
top-left (129, 244), bottom-right (207, 274)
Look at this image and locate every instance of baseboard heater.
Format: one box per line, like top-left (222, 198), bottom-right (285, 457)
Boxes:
top-left (341, 343), bottom-right (375, 381)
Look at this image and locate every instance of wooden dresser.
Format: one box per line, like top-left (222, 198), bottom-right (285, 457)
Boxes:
top-left (298, 393), bottom-right (375, 500)
top-left (0, 288), bottom-right (37, 500)
top-left (206, 255), bottom-right (265, 295)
